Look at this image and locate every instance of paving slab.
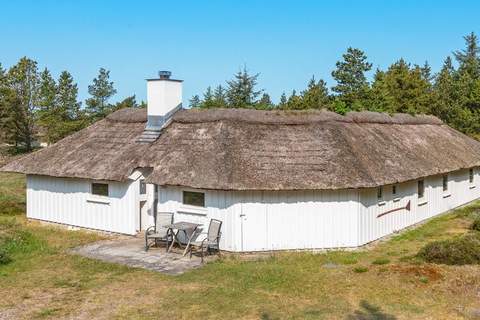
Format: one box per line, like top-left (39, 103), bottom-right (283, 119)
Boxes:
top-left (70, 237), bottom-right (207, 275)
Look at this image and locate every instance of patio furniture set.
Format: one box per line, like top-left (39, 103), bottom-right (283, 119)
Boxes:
top-left (144, 212), bottom-right (222, 262)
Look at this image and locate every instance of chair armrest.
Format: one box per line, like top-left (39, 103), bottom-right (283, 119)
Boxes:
top-left (145, 226), bottom-right (155, 235)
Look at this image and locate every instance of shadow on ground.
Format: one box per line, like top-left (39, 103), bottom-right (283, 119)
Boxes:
top-left (346, 300), bottom-right (397, 320)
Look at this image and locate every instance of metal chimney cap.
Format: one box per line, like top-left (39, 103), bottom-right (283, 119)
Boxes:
top-left (158, 71), bottom-right (172, 79)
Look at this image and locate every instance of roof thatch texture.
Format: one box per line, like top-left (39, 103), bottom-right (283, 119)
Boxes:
top-left (1, 114), bottom-right (149, 181)
top-left (3, 107), bottom-right (480, 190)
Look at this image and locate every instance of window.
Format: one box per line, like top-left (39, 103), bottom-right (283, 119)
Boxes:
top-left (442, 175), bottom-right (448, 192)
top-left (418, 180), bottom-right (425, 199)
top-left (140, 179), bottom-right (146, 195)
top-left (469, 169), bottom-right (474, 184)
top-left (92, 183), bottom-right (109, 197)
top-left (377, 187), bottom-right (383, 200)
top-left (392, 185), bottom-right (397, 196)
top-left (183, 191), bottom-right (205, 207)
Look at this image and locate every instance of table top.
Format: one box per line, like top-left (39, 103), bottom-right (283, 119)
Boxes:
top-left (164, 221), bottom-right (202, 230)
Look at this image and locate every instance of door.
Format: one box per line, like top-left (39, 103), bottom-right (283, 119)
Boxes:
top-left (240, 194), bottom-right (268, 251)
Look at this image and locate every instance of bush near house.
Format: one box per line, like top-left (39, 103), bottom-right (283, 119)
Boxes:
top-left (471, 216), bottom-right (480, 231)
top-left (417, 232), bottom-right (480, 265)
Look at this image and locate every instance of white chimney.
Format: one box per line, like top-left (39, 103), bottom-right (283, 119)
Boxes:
top-left (146, 71), bottom-right (182, 130)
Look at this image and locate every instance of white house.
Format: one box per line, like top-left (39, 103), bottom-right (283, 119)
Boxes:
top-left (3, 72), bottom-right (480, 252)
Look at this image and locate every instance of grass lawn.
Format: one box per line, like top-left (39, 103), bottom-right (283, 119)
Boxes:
top-left (1, 172), bottom-right (480, 319)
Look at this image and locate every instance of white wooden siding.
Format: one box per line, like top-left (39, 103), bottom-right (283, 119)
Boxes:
top-left (358, 168), bottom-right (480, 245)
top-left (158, 168), bottom-right (480, 252)
top-left (26, 167), bottom-right (480, 251)
top-left (26, 175), bottom-right (138, 234)
top-left (157, 187), bottom-right (359, 252)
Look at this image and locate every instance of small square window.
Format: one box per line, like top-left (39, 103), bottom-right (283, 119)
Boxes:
top-left (92, 183), bottom-right (109, 197)
top-left (418, 180), bottom-right (425, 199)
top-left (392, 185), bottom-right (397, 196)
top-left (183, 191), bottom-right (205, 207)
top-left (377, 187), bottom-right (383, 200)
top-left (140, 179), bottom-right (146, 195)
top-left (469, 169), bottom-right (474, 184)
top-left (442, 175), bottom-right (448, 192)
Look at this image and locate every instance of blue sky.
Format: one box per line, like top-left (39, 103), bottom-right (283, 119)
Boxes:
top-left (1, 0), bottom-right (479, 104)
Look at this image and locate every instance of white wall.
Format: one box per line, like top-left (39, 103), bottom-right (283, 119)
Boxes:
top-left (26, 175), bottom-right (138, 235)
top-left (157, 186), bottom-right (359, 252)
top-left (358, 168), bottom-right (480, 245)
top-left (158, 168), bottom-right (480, 252)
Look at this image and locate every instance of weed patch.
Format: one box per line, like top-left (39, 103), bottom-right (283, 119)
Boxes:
top-left (417, 233), bottom-right (480, 265)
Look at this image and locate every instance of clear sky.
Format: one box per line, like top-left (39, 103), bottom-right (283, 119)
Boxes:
top-left (1, 0), bottom-right (479, 104)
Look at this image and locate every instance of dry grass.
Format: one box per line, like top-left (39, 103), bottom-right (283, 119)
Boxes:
top-left (1, 173), bottom-right (480, 319)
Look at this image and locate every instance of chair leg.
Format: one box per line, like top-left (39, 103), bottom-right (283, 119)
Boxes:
top-left (201, 245), bottom-right (205, 263)
top-left (145, 236), bottom-right (149, 252)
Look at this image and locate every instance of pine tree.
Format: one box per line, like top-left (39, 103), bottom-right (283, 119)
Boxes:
top-left (331, 47), bottom-right (372, 107)
top-left (286, 90), bottom-right (303, 110)
top-left (432, 57), bottom-right (462, 127)
top-left (36, 68), bottom-right (57, 144)
top-left (213, 85), bottom-right (227, 108)
top-left (370, 59), bottom-right (432, 115)
top-left (85, 68), bottom-right (117, 121)
top-left (0, 63), bottom-right (6, 86)
top-left (54, 71), bottom-right (85, 142)
top-left (256, 93), bottom-right (274, 109)
top-left (112, 95), bottom-right (139, 111)
top-left (277, 92), bottom-right (288, 109)
top-left (226, 66), bottom-right (262, 108)
top-left (454, 32), bottom-right (480, 79)
top-left (420, 61), bottom-right (433, 84)
top-left (189, 95), bottom-right (201, 108)
top-left (201, 86), bottom-right (216, 108)
top-left (3, 57), bottom-right (40, 151)
top-left (301, 76), bottom-right (330, 109)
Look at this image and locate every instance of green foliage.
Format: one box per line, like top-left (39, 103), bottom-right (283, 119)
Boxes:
top-left (0, 57), bottom-right (39, 152)
top-left (369, 59), bottom-right (433, 115)
top-left (0, 248), bottom-right (11, 265)
top-left (417, 233), bottom-right (480, 265)
top-left (371, 258), bottom-right (390, 265)
top-left (188, 32), bottom-right (480, 139)
top-left (331, 47), bottom-right (372, 107)
top-left (226, 66), bottom-right (262, 108)
top-left (471, 216), bottom-right (480, 231)
top-left (37, 70), bottom-right (86, 144)
top-left (353, 266), bottom-right (368, 273)
top-left (85, 68), bottom-right (117, 121)
top-left (111, 95), bottom-right (142, 111)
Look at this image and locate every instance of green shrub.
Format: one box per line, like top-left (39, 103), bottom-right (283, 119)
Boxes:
top-left (472, 216), bottom-right (480, 232)
top-left (353, 266), bottom-right (368, 273)
top-left (0, 248), bottom-right (11, 265)
top-left (417, 233), bottom-right (480, 265)
top-left (371, 258), bottom-right (390, 265)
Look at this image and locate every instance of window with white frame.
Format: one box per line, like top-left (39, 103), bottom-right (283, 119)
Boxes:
top-left (91, 183), bottom-right (109, 197)
top-left (182, 191), bottom-right (205, 207)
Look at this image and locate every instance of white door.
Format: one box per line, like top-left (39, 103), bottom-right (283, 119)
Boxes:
top-left (240, 193), bottom-right (268, 251)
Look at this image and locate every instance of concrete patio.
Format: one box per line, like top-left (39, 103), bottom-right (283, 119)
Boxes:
top-left (71, 236), bottom-right (209, 275)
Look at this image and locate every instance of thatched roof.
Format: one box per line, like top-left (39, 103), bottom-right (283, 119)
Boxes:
top-left (3, 107), bottom-right (480, 190)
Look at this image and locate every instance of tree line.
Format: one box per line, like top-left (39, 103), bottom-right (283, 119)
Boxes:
top-left (0, 59), bottom-right (143, 152)
top-left (2, 32), bottom-right (480, 154)
top-left (191, 32), bottom-right (480, 137)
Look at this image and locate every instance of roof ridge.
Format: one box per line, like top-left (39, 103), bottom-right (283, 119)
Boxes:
top-left (172, 108), bottom-right (444, 126)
